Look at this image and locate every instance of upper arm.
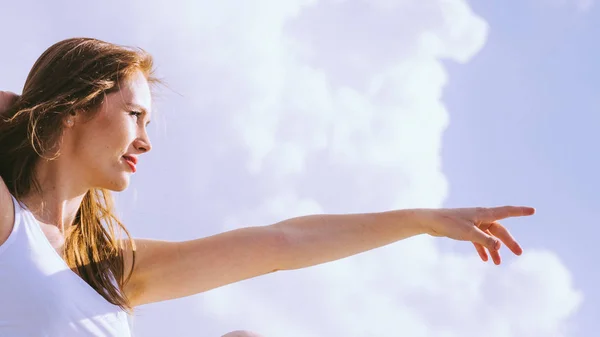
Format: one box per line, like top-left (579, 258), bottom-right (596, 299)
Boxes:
top-left (123, 226), bottom-right (287, 307)
top-left (0, 92), bottom-right (18, 247)
top-left (0, 177), bottom-right (15, 247)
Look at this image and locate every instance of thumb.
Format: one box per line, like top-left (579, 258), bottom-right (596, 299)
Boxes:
top-left (469, 226), bottom-right (500, 251)
top-left (0, 91), bottom-right (19, 112)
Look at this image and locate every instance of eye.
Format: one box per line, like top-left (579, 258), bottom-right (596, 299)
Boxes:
top-left (129, 111), bottom-right (142, 118)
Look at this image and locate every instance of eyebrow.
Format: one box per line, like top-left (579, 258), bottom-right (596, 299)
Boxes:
top-left (125, 102), bottom-right (152, 126)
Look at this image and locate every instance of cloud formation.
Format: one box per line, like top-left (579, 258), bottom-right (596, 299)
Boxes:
top-left (0, 0), bottom-right (583, 336)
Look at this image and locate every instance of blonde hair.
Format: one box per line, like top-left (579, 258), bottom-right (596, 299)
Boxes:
top-left (0, 37), bottom-right (160, 312)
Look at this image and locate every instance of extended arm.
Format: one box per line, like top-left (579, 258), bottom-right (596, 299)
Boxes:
top-left (125, 206), bottom-right (534, 306)
top-left (270, 210), bottom-right (423, 270)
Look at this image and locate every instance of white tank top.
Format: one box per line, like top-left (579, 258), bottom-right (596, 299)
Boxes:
top-left (0, 195), bottom-right (132, 336)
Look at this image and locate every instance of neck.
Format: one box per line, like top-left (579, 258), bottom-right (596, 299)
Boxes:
top-left (21, 159), bottom-right (89, 234)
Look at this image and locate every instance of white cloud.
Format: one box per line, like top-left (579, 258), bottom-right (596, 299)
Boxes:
top-left (128, 0), bottom-right (581, 336)
top-left (0, 0), bottom-right (583, 336)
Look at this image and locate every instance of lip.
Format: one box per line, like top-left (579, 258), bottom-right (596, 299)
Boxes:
top-left (122, 155), bottom-right (137, 173)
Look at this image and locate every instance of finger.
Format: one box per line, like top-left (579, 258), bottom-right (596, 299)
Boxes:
top-left (485, 229), bottom-right (502, 265)
top-left (489, 248), bottom-right (502, 265)
top-left (488, 222), bottom-right (523, 256)
top-left (0, 91), bottom-right (19, 112)
top-left (0, 91), bottom-right (18, 103)
top-left (472, 242), bottom-right (488, 262)
top-left (473, 228), bottom-right (503, 264)
top-left (477, 206), bottom-right (535, 222)
top-left (468, 225), bottom-right (500, 251)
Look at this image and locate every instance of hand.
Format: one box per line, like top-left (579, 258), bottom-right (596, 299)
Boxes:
top-left (419, 206), bottom-right (535, 265)
top-left (0, 91), bottom-right (19, 114)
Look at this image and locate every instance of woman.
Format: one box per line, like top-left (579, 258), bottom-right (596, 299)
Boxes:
top-left (0, 38), bottom-right (534, 337)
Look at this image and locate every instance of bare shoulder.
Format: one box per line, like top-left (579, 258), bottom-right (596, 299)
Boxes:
top-left (120, 237), bottom-right (142, 301)
top-left (0, 92), bottom-right (19, 246)
top-left (120, 228), bottom-right (284, 307)
top-left (0, 177), bottom-right (15, 247)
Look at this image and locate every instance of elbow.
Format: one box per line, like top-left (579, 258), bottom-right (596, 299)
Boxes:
top-left (265, 223), bottom-right (292, 272)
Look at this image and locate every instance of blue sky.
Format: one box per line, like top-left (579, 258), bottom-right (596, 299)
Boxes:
top-left (1, 0), bottom-right (594, 336)
top-left (442, 1), bottom-right (598, 335)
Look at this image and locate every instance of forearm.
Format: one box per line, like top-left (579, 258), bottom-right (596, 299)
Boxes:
top-left (271, 210), bottom-right (425, 271)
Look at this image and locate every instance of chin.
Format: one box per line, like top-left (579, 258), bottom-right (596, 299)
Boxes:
top-left (111, 183), bottom-right (129, 192)
top-left (102, 174), bottom-right (131, 192)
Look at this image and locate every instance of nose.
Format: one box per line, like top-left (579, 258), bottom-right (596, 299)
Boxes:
top-left (134, 132), bottom-right (152, 153)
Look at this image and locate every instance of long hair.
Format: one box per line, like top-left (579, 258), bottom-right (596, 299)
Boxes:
top-left (0, 37), bottom-right (159, 312)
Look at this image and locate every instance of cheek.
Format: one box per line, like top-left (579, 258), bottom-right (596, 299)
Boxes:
top-left (72, 117), bottom-right (132, 160)
top-left (96, 114), bottom-right (135, 144)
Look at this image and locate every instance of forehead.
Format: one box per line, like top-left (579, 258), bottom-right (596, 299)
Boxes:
top-left (107, 70), bottom-right (152, 114)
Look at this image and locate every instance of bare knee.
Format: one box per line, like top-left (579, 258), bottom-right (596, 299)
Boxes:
top-left (221, 330), bottom-right (264, 337)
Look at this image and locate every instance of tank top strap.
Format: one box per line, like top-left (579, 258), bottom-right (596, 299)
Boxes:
top-left (0, 194), bottom-right (23, 256)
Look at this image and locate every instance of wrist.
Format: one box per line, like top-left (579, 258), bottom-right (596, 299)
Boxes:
top-left (387, 208), bottom-right (430, 237)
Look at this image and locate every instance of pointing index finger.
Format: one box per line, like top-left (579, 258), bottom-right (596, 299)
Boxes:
top-left (479, 206), bottom-right (536, 222)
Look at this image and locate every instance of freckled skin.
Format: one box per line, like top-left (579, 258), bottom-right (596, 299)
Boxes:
top-left (60, 70), bottom-right (153, 192)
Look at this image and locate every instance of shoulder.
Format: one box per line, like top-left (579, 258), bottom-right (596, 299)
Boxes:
top-left (0, 177), bottom-right (15, 247)
top-left (0, 92), bottom-right (20, 245)
top-left (120, 237), bottom-right (141, 301)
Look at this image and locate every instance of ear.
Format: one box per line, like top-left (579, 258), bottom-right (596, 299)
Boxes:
top-left (63, 111), bottom-right (78, 128)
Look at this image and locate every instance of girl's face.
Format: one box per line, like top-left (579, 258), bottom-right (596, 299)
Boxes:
top-left (62, 70), bottom-right (153, 192)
